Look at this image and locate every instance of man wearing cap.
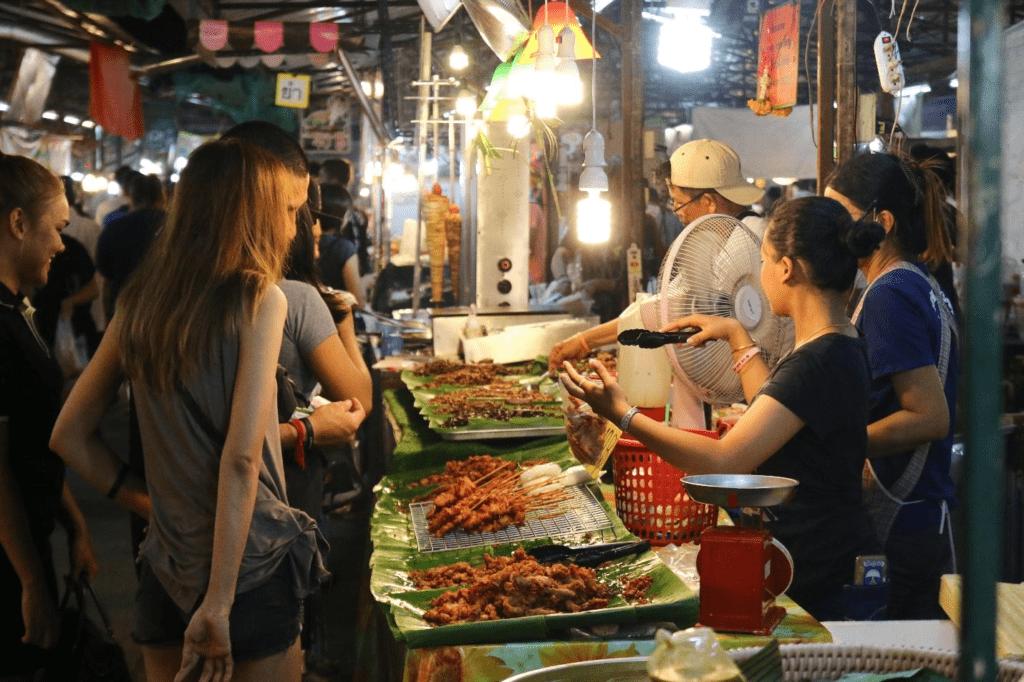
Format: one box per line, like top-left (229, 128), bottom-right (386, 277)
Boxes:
top-left (661, 138), bottom-right (765, 237)
top-left (548, 138), bottom-right (764, 371)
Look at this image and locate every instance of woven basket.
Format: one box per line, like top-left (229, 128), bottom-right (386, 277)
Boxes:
top-left (730, 644), bottom-right (1024, 682)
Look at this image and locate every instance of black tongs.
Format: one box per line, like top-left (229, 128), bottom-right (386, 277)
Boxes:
top-left (617, 327), bottom-right (699, 349)
top-left (527, 541), bottom-right (651, 568)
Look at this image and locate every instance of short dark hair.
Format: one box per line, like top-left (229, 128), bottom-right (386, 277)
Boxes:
top-left (320, 158), bottom-right (352, 186)
top-left (318, 182), bottom-right (352, 233)
top-left (766, 196), bottom-right (885, 292)
top-left (129, 174), bottom-right (165, 209)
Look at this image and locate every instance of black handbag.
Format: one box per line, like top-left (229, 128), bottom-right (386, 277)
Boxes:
top-left (46, 576), bottom-right (132, 682)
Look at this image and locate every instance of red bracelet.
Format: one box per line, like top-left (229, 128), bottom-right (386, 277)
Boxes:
top-left (289, 418), bottom-right (306, 468)
top-left (732, 346), bottom-right (760, 373)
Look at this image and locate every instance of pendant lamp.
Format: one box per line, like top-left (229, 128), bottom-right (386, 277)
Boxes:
top-left (576, 0), bottom-right (609, 244)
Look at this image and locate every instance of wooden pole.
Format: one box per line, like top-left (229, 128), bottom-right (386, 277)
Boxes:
top-left (835, 0), bottom-right (858, 166)
top-left (816, 0), bottom-right (836, 192)
top-left (621, 0), bottom-right (644, 283)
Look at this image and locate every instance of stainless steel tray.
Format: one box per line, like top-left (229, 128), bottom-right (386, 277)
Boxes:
top-left (409, 483), bottom-right (614, 552)
top-left (437, 425), bottom-right (566, 441)
top-left (504, 657), bottom-right (649, 681)
top-left (681, 474), bottom-right (799, 508)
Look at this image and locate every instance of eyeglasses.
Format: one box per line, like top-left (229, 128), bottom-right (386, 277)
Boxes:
top-left (671, 191), bottom-right (709, 215)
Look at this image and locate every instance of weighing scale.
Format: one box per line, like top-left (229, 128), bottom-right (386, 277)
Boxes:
top-left (682, 474), bottom-right (798, 636)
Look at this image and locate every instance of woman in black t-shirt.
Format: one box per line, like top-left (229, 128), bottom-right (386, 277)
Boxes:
top-left (0, 153), bottom-right (98, 678)
top-left (562, 197), bottom-right (886, 620)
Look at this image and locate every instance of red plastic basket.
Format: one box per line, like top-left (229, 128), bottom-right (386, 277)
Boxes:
top-left (612, 430), bottom-right (719, 546)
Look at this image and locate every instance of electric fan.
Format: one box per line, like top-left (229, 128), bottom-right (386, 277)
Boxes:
top-left (651, 214), bottom-right (794, 427)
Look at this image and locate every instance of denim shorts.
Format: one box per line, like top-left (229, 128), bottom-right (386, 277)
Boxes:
top-left (133, 560), bottom-right (300, 663)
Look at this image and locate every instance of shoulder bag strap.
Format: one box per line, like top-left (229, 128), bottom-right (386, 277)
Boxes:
top-left (176, 381), bottom-right (226, 451)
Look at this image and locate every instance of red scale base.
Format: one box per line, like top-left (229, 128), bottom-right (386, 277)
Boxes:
top-left (696, 526), bottom-right (789, 636)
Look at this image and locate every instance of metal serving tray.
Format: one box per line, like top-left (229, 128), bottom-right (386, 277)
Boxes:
top-left (409, 483), bottom-right (614, 552)
top-left (504, 657), bottom-right (650, 681)
top-left (436, 425), bottom-right (566, 441)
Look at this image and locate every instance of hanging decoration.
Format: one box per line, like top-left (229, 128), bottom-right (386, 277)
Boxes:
top-left (310, 22), bottom-right (339, 53)
top-left (254, 21), bottom-right (284, 52)
top-left (747, 1), bottom-right (799, 117)
top-left (200, 20), bottom-right (229, 51)
top-left (89, 41), bottom-right (144, 141)
top-left (515, 2), bottom-right (598, 65)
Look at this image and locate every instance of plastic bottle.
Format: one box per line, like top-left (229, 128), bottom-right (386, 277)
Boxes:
top-left (463, 304), bottom-right (484, 339)
top-left (616, 293), bottom-right (671, 412)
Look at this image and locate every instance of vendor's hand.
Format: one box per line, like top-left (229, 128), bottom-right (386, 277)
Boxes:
top-left (308, 398), bottom-right (367, 447)
top-left (548, 335), bottom-right (588, 373)
top-left (176, 600), bottom-right (232, 682)
top-left (21, 581), bottom-right (60, 649)
top-left (560, 359), bottom-right (629, 424)
top-left (662, 315), bottom-right (751, 351)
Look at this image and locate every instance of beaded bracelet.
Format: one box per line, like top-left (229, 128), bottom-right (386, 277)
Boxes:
top-left (732, 346), bottom-right (760, 373)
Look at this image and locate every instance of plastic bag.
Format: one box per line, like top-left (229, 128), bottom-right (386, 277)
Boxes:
top-left (54, 313), bottom-right (87, 378)
top-left (647, 626), bottom-right (746, 682)
top-left (559, 378), bottom-right (621, 478)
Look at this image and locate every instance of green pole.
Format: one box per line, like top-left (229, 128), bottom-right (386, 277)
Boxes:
top-left (959, 0), bottom-right (1004, 679)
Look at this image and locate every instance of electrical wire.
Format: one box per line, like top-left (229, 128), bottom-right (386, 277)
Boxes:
top-left (803, 0), bottom-right (828, 148)
top-left (591, 0), bottom-right (597, 132)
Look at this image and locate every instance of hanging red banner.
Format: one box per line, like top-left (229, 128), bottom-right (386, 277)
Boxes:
top-left (89, 42), bottom-right (144, 141)
top-left (756, 1), bottom-right (800, 110)
top-left (199, 20), bottom-right (228, 51)
top-left (254, 21), bottom-right (284, 52)
top-left (309, 22), bottom-right (338, 53)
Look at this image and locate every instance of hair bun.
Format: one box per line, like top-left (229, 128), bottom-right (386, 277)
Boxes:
top-left (845, 219), bottom-right (886, 259)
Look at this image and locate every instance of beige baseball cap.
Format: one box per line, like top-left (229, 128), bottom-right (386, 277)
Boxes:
top-left (669, 139), bottom-right (764, 206)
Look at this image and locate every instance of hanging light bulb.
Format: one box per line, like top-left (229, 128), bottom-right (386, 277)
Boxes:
top-left (507, 99), bottom-right (531, 139)
top-left (449, 44), bottom-right (469, 71)
top-left (577, 129), bottom-right (610, 243)
top-left (531, 24), bottom-right (560, 119)
top-left (553, 28), bottom-right (583, 105)
top-left (455, 89), bottom-right (477, 118)
top-left (576, 0), bottom-right (610, 244)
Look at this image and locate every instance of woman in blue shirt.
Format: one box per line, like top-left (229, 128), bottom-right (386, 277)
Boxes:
top-left (826, 151), bottom-right (959, 619)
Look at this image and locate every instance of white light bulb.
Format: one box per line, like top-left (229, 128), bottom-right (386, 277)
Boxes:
top-left (449, 44), bottom-right (469, 71)
top-left (507, 113), bottom-right (531, 139)
top-left (70, 171), bottom-right (84, 182)
top-left (455, 89), bottom-right (477, 118)
top-left (577, 191), bottom-right (611, 243)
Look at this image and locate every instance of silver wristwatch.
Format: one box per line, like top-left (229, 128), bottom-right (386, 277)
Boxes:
top-left (619, 406), bottom-right (640, 433)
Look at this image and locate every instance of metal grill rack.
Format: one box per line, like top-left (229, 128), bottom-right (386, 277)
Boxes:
top-left (409, 484), bottom-right (615, 553)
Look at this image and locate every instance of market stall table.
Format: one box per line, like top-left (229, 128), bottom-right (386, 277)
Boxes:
top-left (366, 381), bottom-right (834, 682)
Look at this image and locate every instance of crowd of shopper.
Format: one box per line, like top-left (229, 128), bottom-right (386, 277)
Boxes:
top-left (1, 126), bottom-right (965, 681)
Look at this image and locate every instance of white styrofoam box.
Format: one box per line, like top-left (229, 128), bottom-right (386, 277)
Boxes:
top-left (432, 310), bottom-right (589, 357)
top-left (462, 318), bottom-right (598, 365)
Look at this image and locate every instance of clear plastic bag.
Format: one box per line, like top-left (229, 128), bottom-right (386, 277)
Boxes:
top-left (559, 378), bottom-right (621, 478)
top-left (647, 626), bottom-right (747, 682)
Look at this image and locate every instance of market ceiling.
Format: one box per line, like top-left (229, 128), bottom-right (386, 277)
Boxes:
top-left (2, 0), bottom-right (1023, 138)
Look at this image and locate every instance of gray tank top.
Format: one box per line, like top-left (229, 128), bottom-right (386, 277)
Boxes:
top-left (132, 333), bottom-right (328, 612)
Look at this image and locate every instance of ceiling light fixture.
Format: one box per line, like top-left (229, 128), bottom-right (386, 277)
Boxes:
top-left (449, 44), bottom-right (469, 71)
top-left (577, 0), bottom-right (610, 244)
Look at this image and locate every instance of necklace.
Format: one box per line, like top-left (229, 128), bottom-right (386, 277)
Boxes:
top-left (794, 321), bottom-right (850, 350)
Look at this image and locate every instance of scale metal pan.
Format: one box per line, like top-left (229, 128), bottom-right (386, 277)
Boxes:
top-left (681, 474), bottom-right (799, 508)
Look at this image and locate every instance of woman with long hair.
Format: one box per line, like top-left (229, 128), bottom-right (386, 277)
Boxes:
top-left (562, 197), bottom-right (885, 620)
top-left (0, 152), bottom-right (98, 680)
top-left (825, 151), bottom-right (960, 619)
top-left (51, 139), bottom-right (327, 682)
